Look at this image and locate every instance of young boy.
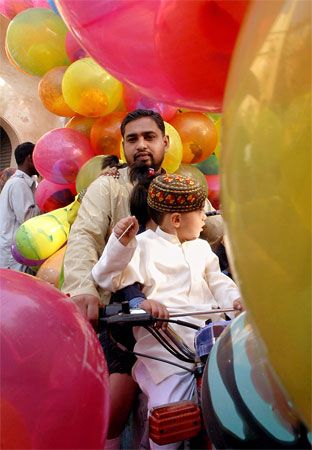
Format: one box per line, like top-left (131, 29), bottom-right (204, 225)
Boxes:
top-left (92, 174), bottom-right (242, 450)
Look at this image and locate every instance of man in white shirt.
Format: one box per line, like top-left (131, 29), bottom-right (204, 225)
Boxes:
top-left (0, 142), bottom-right (41, 271)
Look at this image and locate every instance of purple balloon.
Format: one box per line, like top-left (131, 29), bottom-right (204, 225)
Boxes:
top-left (11, 243), bottom-right (46, 266)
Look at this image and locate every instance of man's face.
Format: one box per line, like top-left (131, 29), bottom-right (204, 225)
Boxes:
top-left (29, 154), bottom-right (39, 176)
top-left (122, 117), bottom-right (169, 171)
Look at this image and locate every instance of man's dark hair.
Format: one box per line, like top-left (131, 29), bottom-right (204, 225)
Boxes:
top-left (14, 142), bottom-right (35, 165)
top-left (120, 109), bottom-right (165, 137)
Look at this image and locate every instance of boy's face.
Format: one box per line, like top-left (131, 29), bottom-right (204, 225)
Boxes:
top-left (122, 117), bottom-right (169, 171)
top-left (177, 208), bottom-right (206, 242)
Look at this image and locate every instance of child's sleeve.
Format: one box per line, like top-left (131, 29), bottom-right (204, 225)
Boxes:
top-left (204, 243), bottom-right (241, 310)
top-left (91, 232), bottom-right (145, 292)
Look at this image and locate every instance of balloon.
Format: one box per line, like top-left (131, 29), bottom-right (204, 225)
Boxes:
top-left (65, 30), bottom-right (88, 62)
top-left (221, 0), bottom-right (311, 427)
top-left (213, 116), bottom-right (222, 160)
top-left (65, 116), bottom-right (97, 138)
top-left (194, 153), bottom-right (219, 175)
top-left (174, 164), bottom-right (208, 196)
top-left (15, 203), bottom-right (71, 260)
top-left (38, 66), bottom-right (76, 117)
top-left (35, 178), bottom-right (76, 212)
top-left (36, 245), bottom-right (66, 286)
top-left (205, 174), bottom-right (220, 210)
top-left (56, 0), bottom-right (250, 111)
top-left (123, 84), bottom-right (177, 121)
top-left (170, 112), bottom-right (218, 164)
top-left (75, 155), bottom-right (106, 193)
top-left (11, 243), bottom-right (46, 266)
top-left (5, 8), bottom-right (69, 77)
top-left (162, 122), bottom-right (183, 173)
top-left (90, 112), bottom-right (125, 157)
top-left (202, 313), bottom-right (311, 449)
top-left (62, 58), bottom-right (123, 117)
top-left (0, 269), bottom-right (109, 449)
top-left (33, 128), bottom-right (94, 184)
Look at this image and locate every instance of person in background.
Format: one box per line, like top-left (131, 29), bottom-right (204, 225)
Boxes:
top-left (0, 142), bottom-right (40, 272)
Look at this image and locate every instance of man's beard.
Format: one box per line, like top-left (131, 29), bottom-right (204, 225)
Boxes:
top-left (129, 158), bottom-right (164, 184)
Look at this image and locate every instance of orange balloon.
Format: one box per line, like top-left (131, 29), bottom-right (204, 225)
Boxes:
top-left (38, 66), bottom-right (76, 117)
top-left (90, 112), bottom-right (126, 157)
top-left (36, 245), bottom-right (67, 288)
top-left (65, 116), bottom-right (97, 138)
top-left (170, 112), bottom-right (217, 164)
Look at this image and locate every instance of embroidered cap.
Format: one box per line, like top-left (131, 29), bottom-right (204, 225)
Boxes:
top-left (147, 174), bottom-right (206, 213)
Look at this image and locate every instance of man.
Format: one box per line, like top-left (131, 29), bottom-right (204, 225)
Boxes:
top-left (62, 109), bottom-right (223, 448)
top-left (0, 142), bottom-right (40, 271)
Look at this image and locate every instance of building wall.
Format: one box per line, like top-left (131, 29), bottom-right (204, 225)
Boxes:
top-left (0, 14), bottom-right (66, 168)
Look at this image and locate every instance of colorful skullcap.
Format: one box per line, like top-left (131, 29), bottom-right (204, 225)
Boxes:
top-left (147, 174), bottom-right (206, 213)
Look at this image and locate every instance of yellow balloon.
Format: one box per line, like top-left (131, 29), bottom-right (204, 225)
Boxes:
top-left (162, 122), bottom-right (183, 173)
top-left (213, 117), bottom-right (222, 160)
top-left (222, 0), bottom-right (311, 427)
top-left (62, 58), bottom-right (123, 117)
top-left (119, 121), bottom-right (183, 173)
top-left (15, 203), bottom-right (71, 260)
top-left (75, 155), bottom-right (105, 193)
top-left (5, 8), bottom-right (69, 77)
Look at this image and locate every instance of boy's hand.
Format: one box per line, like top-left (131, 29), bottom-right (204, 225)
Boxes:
top-left (233, 298), bottom-right (244, 317)
top-left (101, 166), bottom-right (119, 179)
top-left (140, 299), bottom-right (169, 330)
top-left (114, 216), bottom-right (139, 246)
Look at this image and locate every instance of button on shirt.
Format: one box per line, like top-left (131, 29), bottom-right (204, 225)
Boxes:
top-left (92, 227), bottom-right (241, 384)
top-left (0, 170), bottom-right (40, 269)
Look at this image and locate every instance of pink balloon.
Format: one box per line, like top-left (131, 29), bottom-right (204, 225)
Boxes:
top-left (35, 178), bottom-right (76, 212)
top-left (0, 269), bottom-right (109, 449)
top-left (33, 128), bottom-right (94, 184)
top-left (56, 0), bottom-right (250, 111)
top-left (123, 84), bottom-right (177, 121)
top-left (205, 174), bottom-right (220, 210)
top-left (65, 31), bottom-right (88, 62)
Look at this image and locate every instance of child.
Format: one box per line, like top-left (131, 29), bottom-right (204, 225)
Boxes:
top-left (92, 173), bottom-right (242, 450)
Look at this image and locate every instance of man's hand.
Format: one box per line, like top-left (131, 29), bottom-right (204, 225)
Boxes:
top-left (114, 216), bottom-right (139, 246)
top-left (71, 294), bottom-right (100, 328)
top-left (233, 298), bottom-right (244, 317)
top-left (140, 299), bottom-right (169, 330)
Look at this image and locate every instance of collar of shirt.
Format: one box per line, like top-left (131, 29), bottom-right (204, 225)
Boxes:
top-left (14, 170), bottom-right (35, 189)
top-left (155, 226), bottom-right (181, 245)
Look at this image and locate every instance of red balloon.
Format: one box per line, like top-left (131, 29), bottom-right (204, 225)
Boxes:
top-left (33, 128), bottom-right (94, 184)
top-left (123, 84), bottom-right (177, 121)
top-left (0, 269), bottom-right (110, 449)
top-left (205, 174), bottom-right (220, 210)
top-left (35, 178), bottom-right (76, 212)
top-left (56, 0), bottom-right (250, 111)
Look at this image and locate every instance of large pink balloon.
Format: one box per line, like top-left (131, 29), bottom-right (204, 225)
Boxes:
top-left (33, 128), bottom-right (94, 184)
top-left (35, 178), bottom-right (76, 212)
top-left (65, 30), bottom-right (88, 62)
top-left (0, 269), bottom-right (109, 449)
top-left (56, 0), bottom-right (250, 111)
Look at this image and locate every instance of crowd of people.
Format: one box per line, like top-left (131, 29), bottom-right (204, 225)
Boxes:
top-left (0, 109), bottom-right (243, 450)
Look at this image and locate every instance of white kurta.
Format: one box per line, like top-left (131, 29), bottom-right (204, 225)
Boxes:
top-left (92, 227), bottom-right (240, 384)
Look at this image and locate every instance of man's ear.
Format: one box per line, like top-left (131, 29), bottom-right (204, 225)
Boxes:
top-left (171, 212), bottom-right (181, 228)
top-left (164, 134), bottom-right (170, 152)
